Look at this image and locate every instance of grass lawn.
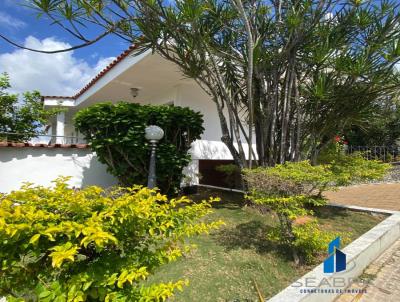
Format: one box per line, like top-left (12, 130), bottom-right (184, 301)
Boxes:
top-left (145, 189), bottom-right (386, 302)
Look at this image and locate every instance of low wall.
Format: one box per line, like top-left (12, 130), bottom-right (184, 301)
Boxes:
top-left (0, 147), bottom-right (118, 193)
top-left (268, 211), bottom-right (400, 302)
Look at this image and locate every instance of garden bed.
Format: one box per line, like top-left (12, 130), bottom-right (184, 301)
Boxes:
top-left (144, 189), bottom-right (386, 301)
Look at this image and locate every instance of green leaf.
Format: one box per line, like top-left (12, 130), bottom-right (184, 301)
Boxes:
top-left (29, 234), bottom-right (41, 245)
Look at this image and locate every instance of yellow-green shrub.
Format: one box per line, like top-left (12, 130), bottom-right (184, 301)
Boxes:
top-left (329, 153), bottom-right (390, 186)
top-left (0, 177), bottom-right (222, 301)
top-left (291, 221), bottom-right (348, 263)
top-left (243, 156), bottom-right (390, 263)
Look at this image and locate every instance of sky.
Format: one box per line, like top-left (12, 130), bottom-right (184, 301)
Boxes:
top-left (0, 0), bottom-right (132, 96)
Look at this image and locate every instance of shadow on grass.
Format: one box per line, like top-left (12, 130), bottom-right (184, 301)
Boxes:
top-left (213, 219), bottom-right (294, 262)
top-left (313, 206), bottom-right (350, 220)
top-left (189, 188), bottom-right (246, 206)
top-left (214, 220), bottom-right (273, 252)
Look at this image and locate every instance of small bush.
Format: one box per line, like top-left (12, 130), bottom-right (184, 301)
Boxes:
top-left (329, 153), bottom-right (390, 186)
top-left (291, 221), bottom-right (347, 263)
top-left (248, 161), bottom-right (334, 196)
top-left (243, 156), bottom-right (389, 263)
top-left (0, 177), bottom-right (222, 301)
top-left (215, 164), bottom-right (241, 188)
top-left (74, 102), bottom-right (204, 195)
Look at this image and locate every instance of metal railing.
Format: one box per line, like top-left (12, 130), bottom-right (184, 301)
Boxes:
top-left (0, 132), bottom-right (86, 145)
top-left (347, 145), bottom-right (400, 163)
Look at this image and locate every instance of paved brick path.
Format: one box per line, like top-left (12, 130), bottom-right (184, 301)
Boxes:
top-left (336, 238), bottom-right (400, 302)
top-left (324, 183), bottom-right (400, 211)
top-left (328, 183), bottom-right (400, 302)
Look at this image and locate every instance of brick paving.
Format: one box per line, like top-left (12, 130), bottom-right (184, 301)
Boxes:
top-left (335, 238), bottom-right (400, 302)
top-left (327, 183), bottom-right (400, 302)
top-left (324, 183), bottom-right (400, 211)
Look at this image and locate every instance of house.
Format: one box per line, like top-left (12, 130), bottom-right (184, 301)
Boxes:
top-left (41, 46), bottom-right (253, 188)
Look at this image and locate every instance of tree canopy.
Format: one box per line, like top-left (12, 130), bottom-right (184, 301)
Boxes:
top-left (0, 73), bottom-right (59, 142)
top-left (346, 98), bottom-right (400, 146)
top-left (16, 0), bottom-right (400, 166)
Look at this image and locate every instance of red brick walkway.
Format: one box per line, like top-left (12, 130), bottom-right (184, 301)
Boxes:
top-left (324, 183), bottom-right (400, 211)
top-left (336, 238), bottom-right (400, 302)
top-left (328, 183), bottom-right (400, 302)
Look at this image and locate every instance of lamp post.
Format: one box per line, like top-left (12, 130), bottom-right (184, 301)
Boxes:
top-left (145, 125), bottom-right (164, 189)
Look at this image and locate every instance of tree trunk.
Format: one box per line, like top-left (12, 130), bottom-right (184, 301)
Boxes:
top-left (234, 0), bottom-right (255, 168)
top-left (214, 97), bottom-right (246, 169)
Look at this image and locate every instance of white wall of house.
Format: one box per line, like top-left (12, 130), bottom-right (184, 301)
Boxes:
top-left (161, 82), bottom-right (256, 160)
top-left (44, 52), bottom-right (254, 160)
top-left (175, 82), bottom-right (223, 142)
top-left (0, 148), bottom-right (118, 193)
top-left (44, 78), bottom-right (253, 185)
top-left (181, 159), bottom-right (200, 186)
top-left (41, 52), bottom-right (256, 186)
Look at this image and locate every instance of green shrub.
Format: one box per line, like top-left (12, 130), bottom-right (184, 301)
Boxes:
top-left (329, 153), bottom-right (390, 186)
top-left (243, 156), bottom-right (389, 263)
top-left (74, 102), bottom-right (204, 195)
top-left (0, 177), bottom-right (221, 301)
top-left (258, 160), bottom-right (334, 196)
top-left (291, 221), bottom-right (347, 263)
top-left (215, 164), bottom-right (241, 188)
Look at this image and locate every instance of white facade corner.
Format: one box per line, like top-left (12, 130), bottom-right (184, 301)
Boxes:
top-left (43, 98), bottom-right (76, 107)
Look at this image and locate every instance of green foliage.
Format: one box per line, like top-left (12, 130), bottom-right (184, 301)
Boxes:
top-left (346, 100), bottom-right (400, 147)
top-left (244, 161), bottom-right (334, 199)
top-left (317, 138), bottom-right (347, 165)
top-left (291, 222), bottom-right (347, 264)
top-left (329, 153), bottom-right (391, 186)
top-left (0, 177), bottom-right (222, 301)
top-left (244, 163), bottom-right (332, 263)
top-left (138, 189), bottom-right (382, 300)
top-left (0, 72), bottom-right (60, 141)
top-left (74, 102), bottom-right (204, 195)
top-left (215, 164), bottom-right (239, 175)
top-left (319, 141), bottom-right (391, 184)
top-left (25, 0), bottom-right (400, 167)
top-left (215, 164), bottom-right (241, 188)
top-left (264, 220), bottom-right (343, 263)
top-left (243, 156), bottom-right (389, 263)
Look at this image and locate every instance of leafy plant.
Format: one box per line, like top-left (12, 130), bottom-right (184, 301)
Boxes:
top-left (0, 72), bottom-right (60, 141)
top-left (291, 221), bottom-right (348, 264)
top-left (24, 0), bottom-right (400, 168)
top-left (0, 177), bottom-right (222, 301)
top-left (243, 156), bottom-right (389, 263)
top-left (318, 139), bottom-right (391, 184)
top-left (329, 153), bottom-right (391, 186)
top-left (346, 100), bottom-right (400, 147)
top-left (74, 102), bottom-right (204, 195)
top-left (215, 164), bottom-right (241, 188)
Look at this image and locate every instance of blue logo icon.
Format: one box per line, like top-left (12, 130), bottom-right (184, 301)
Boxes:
top-left (323, 237), bottom-right (346, 273)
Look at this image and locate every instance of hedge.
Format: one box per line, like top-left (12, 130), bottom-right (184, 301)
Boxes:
top-left (74, 102), bottom-right (204, 195)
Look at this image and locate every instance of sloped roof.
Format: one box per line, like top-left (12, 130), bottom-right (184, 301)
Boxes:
top-left (42, 44), bottom-right (138, 101)
top-left (0, 142), bottom-right (89, 149)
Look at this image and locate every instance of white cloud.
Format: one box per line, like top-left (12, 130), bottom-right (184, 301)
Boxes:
top-left (0, 36), bottom-right (115, 96)
top-left (0, 11), bottom-right (26, 29)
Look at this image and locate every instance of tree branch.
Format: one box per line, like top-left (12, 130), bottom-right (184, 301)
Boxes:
top-left (0, 29), bottom-right (112, 54)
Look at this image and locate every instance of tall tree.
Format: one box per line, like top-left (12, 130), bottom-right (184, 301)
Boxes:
top-left (10, 0), bottom-right (400, 167)
top-left (346, 97), bottom-right (400, 146)
top-left (0, 73), bottom-right (59, 142)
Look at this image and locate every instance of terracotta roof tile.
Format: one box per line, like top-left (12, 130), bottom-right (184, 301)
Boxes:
top-left (0, 142), bottom-right (89, 149)
top-left (42, 96), bottom-right (75, 99)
